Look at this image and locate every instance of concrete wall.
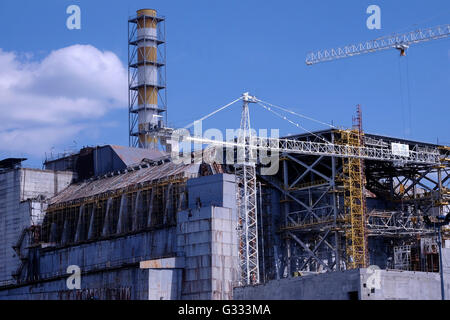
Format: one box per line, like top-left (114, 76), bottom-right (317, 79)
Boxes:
top-left (177, 173), bottom-right (239, 300)
top-left (234, 267), bottom-right (450, 300)
top-left (148, 268), bottom-right (182, 299)
top-left (20, 169), bottom-right (73, 200)
top-left (0, 267), bottom-right (148, 300)
top-left (0, 168), bottom-right (73, 285)
top-left (140, 257), bottom-right (184, 300)
top-left (360, 268), bottom-right (450, 300)
top-left (177, 206), bottom-right (239, 300)
top-left (233, 270), bottom-right (361, 300)
top-left (0, 227), bottom-right (177, 300)
top-left (0, 173), bottom-right (239, 300)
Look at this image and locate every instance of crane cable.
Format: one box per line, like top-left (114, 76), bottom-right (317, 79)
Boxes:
top-left (256, 102), bottom-right (333, 145)
top-left (183, 95), bottom-right (338, 145)
top-left (398, 54), bottom-right (414, 138)
top-left (256, 99), bottom-right (337, 129)
top-left (405, 54), bottom-right (413, 137)
top-left (398, 56), bottom-right (407, 138)
top-left (183, 97), bottom-right (243, 130)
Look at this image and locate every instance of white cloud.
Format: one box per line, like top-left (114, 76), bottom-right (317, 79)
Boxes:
top-left (0, 45), bottom-right (127, 156)
top-left (0, 125), bottom-right (84, 157)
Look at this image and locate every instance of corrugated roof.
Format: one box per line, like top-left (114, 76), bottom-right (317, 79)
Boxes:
top-left (49, 162), bottom-right (199, 205)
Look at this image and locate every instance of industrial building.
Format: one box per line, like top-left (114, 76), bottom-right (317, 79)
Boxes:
top-left (0, 9), bottom-right (449, 300)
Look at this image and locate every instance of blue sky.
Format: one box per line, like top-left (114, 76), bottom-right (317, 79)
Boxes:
top-left (0, 0), bottom-right (449, 168)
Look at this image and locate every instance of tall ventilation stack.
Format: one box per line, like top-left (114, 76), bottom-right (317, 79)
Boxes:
top-left (128, 9), bottom-right (168, 150)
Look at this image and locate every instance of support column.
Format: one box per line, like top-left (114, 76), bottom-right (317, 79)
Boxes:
top-left (282, 157), bottom-right (291, 277)
top-left (147, 189), bottom-right (154, 227)
top-left (117, 194), bottom-right (128, 234)
top-left (102, 198), bottom-right (113, 236)
top-left (331, 131), bottom-right (341, 270)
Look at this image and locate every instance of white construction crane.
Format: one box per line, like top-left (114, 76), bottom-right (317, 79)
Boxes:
top-left (301, 20), bottom-right (449, 294)
top-left (305, 23), bottom-right (450, 65)
top-left (177, 93), bottom-right (442, 286)
top-left (176, 17), bottom-right (450, 288)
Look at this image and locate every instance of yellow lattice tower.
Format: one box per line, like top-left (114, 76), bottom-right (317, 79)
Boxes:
top-left (339, 129), bottom-right (368, 269)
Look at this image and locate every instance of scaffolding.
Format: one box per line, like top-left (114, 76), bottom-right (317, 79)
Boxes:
top-left (338, 129), bottom-right (368, 269)
top-left (393, 245), bottom-right (412, 270)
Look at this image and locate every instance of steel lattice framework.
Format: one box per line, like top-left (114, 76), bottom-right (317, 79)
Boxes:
top-left (177, 87), bottom-right (449, 282)
top-left (339, 129), bottom-right (368, 268)
top-left (186, 135), bottom-right (441, 165)
top-left (306, 24), bottom-right (450, 65)
top-left (128, 11), bottom-right (168, 149)
top-left (259, 131), bottom-right (449, 276)
top-left (235, 94), bottom-right (260, 285)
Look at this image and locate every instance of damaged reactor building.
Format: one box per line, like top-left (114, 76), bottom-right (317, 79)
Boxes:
top-left (0, 9), bottom-right (449, 300)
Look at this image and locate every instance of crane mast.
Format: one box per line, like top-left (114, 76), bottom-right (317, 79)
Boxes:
top-left (235, 93), bottom-right (259, 285)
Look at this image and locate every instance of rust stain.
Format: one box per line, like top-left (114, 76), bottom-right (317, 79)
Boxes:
top-left (140, 260), bottom-right (162, 268)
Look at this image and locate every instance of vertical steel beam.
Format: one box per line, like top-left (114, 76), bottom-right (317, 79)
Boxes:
top-left (331, 131), bottom-right (341, 270)
top-left (282, 158), bottom-right (291, 277)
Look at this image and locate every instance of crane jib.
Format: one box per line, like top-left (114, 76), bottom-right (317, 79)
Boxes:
top-left (306, 24), bottom-right (450, 65)
top-left (183, 136), bottom-right (441, 165)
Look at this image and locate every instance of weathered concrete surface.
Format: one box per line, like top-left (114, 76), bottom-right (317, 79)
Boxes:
top-left (140, 257), bottom-right (184, 299)
top-left (0, 267), bottom-right (148, 300)
top-left (234, 267), bottom-right (450, 300)
top-left (148, 268), bottom-right (182, 300)
top-left (0, 173), bottom-right (239, 300)
top-left (234, 270), bottom-right (361, 300)
top-left (360, 249), bottom-right (450, 300)
top-left (360, 268), bottom-right (450, 300)
top-left (177, 173), bottom-right (239, 300)
top-left (443, 248), bottom-right (450, 274)
top-left (140, 257), bottom-right (185, 269)
top-left (0, 168), bottom-right (73, 285)
top-left (0, 228), bottom-right (176, 300)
